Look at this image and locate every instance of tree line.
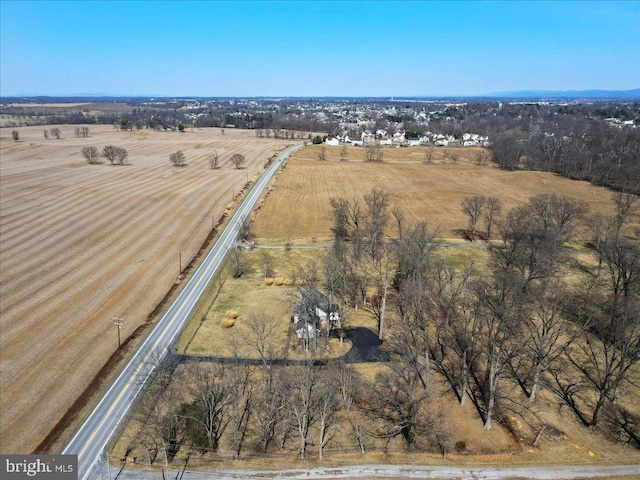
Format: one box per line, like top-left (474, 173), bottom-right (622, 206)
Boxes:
top-left (324, 188), bottom-right (639, 438)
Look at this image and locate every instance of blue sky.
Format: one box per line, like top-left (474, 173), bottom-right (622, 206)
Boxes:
top-left (1, 0), bottom-right (639, 97)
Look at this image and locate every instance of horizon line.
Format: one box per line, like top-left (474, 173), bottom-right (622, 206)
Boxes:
top-left (2, 88), bottom-right (640, 100)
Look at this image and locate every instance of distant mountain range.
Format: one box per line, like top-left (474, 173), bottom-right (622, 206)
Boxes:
top-left (2, 89), bottom-right (639, 101)
top-left (483, 88), bottom-right (640, 100)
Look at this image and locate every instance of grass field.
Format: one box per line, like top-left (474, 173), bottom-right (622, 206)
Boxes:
top-left (0, 125), bottom-right (292, 453)
top-left (252, 146), bottom-right (630, 243)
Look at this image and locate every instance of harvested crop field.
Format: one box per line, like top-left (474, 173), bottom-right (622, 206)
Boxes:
top-left (0, 125), bottom-right (292, 453)
top-left (252, 148), bottom-right (629, 242)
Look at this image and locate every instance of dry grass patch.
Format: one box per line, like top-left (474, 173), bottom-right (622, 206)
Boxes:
top-left (294, 144), bottom-right (492, 165)
top-left (252, 155), bottom-right (633, 242)
top-left (179, 276), bottom-right (292, 358)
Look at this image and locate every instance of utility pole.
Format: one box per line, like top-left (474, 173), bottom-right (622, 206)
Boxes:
top-left (113, 317), bottom-right (123, 349)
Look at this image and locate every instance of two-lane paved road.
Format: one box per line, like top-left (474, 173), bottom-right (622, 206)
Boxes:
top-left (62, 143), bottom-right (302, 480)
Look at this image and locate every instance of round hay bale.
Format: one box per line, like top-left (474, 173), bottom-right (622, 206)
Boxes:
top-left (225, 310), bottom-right (238, 319)
top-left (283, 278), bottom-right (294, 286)
top-left (294, 278), bottom-right (305, 286)
top-left (221, 318), bottom-right (235, 328)
top-left (264, 278), bottom-right (274, 286)
top-left (274, 277), bottom-right (284, 286)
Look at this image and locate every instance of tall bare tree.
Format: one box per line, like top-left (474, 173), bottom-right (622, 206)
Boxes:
top-left (362, 357), bottom-right (429, 449)
top-left (318, 146), bottom-right (326, 161)
top-left (226, 363), bottom-right (254, 459)
top-left (209, 150), bottom-right (220, 169)
top-left (340, 144), bottom-right (348, 162)
top-left (548, 233), bottom-right (640, 428)
top-left (246, 312), bottom-right (280, 364)
top-left (472, 275), bottom-right (525, 430)
top-left (461, 196), bottom-right (486, 240)
top-left (317, 368), bottom-right (339, 460)
top-left (484, 196), bottom-right (502, 240)
top-left (500, 280), bottom-right (569, 405)
top-left (180, 363), bottom-right (232, 453)
top-left (289, 361), bottom-right (320, 459)
top-left (612, 192), bottom-right (639, 234)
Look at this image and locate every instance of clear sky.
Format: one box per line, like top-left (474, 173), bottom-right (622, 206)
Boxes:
top-left (1, 0), bottom-right (639, 97)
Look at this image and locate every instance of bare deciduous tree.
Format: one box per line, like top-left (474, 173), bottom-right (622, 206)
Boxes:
top-left (74, 126), bottom-right (89, 138)
top-left (510, 284), bottom-right (572, 403)
top-left (11, 130), bottom-right (19, 141)
top-left (226, 363), bottom-right (254, 459)
top-left (49, 127), bottom-right (61, 139)
top-left (253, 366), bottom-right (288, 452)
top-left (548, 232), bottom-right (640, 428)
top-left (179, 363), bottom-right (232, 453)
top-left (237, 216), bottom-right (253, 242)
top-left (484, 196), bottom-right (502, 240)
top-left (246, 312), bottom-right (280, 364)
top-left (209, 151), bottom-right (219, 169)
top-left (362, 359), bottom-right (429, 449)
top-left (424, 146), bottom-right (434, 163)
top-left (170, 150), bottom-right (185, 166)
top-left (289, 361), bottom-right (320, 459)
top-left (472, 276), bottom-right (524, 430)
top-left (318, 146), bottom-right (326, 161)
top-left (228, 246), bottom-right (251, 278)
top-left (231, 153), bottom-right (245, 169)
top-left (461, 196), bottom-right (486, 240)
top-left (317, 369), bottom-right (339, 460)
top-left (340, 144), bottom-right (348, 162)
top-left (43, 129), bottom-right (49, 140)
top-left (261, 250), bottom-right (274, 279)
top-left (102, 145), bottom-right (128, 165)
top-left (81, 146), bottom-right (100, 164)
top-left (612, 192), bottom-right (639, 234)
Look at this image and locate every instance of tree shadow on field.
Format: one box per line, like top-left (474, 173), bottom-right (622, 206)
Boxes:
top-left (454, 228), bottom-right (474, 242)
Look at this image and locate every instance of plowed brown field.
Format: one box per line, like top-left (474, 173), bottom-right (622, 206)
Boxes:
top-left (0, 125), bottom-right (292, 453)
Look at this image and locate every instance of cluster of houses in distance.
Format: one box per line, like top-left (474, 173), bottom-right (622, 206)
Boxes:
top-left (327, 129), bottom-right (490, 148)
